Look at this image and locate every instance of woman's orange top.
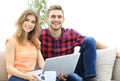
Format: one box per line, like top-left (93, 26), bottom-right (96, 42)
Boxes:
top-left (6, 36), bottom-right (38, 78)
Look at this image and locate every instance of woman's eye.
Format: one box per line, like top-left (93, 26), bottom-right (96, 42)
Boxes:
top-left (31, 21), bottom-right (36, 24)
top-left (25, 19), bottom-right (29, 21)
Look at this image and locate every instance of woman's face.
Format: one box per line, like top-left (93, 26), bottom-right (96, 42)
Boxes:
top-left (22, 15), bottom-right (36, 33)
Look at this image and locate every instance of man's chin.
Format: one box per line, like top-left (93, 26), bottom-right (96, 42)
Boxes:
top-left (50, 26), bottom-right (61, 31)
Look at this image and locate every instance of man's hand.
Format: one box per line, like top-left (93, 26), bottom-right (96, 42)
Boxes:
top-left (57, 73), bottom-right (67, 81)
top-left (116, 52), bottom-right (120, 58)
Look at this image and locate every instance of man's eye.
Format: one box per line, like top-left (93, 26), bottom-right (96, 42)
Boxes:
top-left (58, 15), bottom-right (62, 18)
top-left (51, 15), bottom-right (56, 18)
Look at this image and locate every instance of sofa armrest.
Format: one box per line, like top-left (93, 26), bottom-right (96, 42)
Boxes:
top-left (0, 51), bottom-right (8, 81)
top-left (112, 57), bottom-right (120, 81)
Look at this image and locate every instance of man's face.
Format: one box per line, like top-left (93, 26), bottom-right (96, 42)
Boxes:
top-left (47, 10), bottom-right (64, 31)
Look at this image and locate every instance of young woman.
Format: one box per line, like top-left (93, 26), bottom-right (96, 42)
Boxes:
top-left (5, 8), bottom-right (44, 81)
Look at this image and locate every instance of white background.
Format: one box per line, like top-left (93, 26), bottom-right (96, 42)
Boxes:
top-left (0, 0), bottom-right (120, 51)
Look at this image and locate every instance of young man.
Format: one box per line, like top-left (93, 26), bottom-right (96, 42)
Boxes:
top-left (39, 5), bottom-right (115, 81)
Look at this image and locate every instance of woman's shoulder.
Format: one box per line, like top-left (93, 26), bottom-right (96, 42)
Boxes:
top-left (7, 35), bottom-right (17, 42)
top-left (6, 35), bottom-right (18, 45)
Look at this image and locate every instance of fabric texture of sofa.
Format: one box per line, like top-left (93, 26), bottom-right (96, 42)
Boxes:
top-left (0, 48), bottom-right (120, 81)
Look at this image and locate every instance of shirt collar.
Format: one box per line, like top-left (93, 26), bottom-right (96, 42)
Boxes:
top-left (47, 27), bottom-right (65, 39)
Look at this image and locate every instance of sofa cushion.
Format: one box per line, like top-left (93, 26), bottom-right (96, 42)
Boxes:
top-left (92, 48), bottom-right (116, 81)
top-left (0, 48), bottom-right (118, 81)
top-left (0, 51), bottom-right (8, 81)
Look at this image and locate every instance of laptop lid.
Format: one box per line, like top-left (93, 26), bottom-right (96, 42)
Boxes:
top-left (43, 53), bottom-right (80, 75)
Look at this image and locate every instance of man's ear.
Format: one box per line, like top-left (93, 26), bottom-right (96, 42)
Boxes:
top-left (46, 17), bottom-right (50, 25)
top-left (63, 17), bottom-right (65, 22)
top-left (46, 17), bottom-right (48, 20)
top-left (46, 16), bottom-right (49, 22)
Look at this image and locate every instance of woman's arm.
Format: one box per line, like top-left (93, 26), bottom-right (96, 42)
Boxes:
top-left (37, 49), bottom-right (45, 69)
top-left (37, 40), bottom-right (45, 69)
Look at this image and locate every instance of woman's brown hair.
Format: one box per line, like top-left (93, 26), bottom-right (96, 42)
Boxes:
top-left (15, 8), bottom-right (41, 49)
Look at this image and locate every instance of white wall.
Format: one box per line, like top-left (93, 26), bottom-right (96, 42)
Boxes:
top-left (0, 0), bottom-right (120, 51)
top-left (0, 0), bottom-right (28, 51)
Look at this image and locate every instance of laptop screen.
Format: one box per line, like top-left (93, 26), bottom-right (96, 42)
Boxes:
top-left (43, 53), bottom-right (80, 75)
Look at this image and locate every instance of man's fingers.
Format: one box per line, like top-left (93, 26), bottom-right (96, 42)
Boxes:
top-left (58, 73), bottom-right (67, 81)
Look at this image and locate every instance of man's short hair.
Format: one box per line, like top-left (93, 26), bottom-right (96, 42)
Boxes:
top-left (47, 5), bottom-right (64, 16)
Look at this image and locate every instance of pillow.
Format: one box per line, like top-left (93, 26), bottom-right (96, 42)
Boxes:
top-left (92, 48), bottom-right (116, 81)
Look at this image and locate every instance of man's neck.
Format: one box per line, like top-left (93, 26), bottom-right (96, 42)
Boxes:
top-left (49, 28), bottom-right (62, 38)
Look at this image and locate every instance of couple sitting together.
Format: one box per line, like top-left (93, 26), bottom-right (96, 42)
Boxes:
top-left (5, 4), bottom-right (120, 81)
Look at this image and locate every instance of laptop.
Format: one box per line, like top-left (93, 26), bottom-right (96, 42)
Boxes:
top-left (28, 53), bottom-right (80, 76)
top-left (43, 53), bottom-right (80, 75)
top-left (28, 46), bottom-right (81, 76)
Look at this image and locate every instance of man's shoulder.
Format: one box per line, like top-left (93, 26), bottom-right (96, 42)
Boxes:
top-left (63, 28), bottom-right (77, 33)
top-left (40, 29), bottom-right (48, 35)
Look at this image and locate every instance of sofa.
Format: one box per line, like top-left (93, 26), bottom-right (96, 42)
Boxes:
top-left (0, 48), bottom-right (120, 81)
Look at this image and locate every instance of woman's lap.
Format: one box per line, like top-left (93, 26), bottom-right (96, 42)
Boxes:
top-left (8, 76), bottom-right (28, 81)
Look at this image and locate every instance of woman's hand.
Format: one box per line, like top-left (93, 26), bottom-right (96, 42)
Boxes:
top-left (27, 74), bottom-right (39, 81)
top-left (57, 73), bottom-right (67, 81)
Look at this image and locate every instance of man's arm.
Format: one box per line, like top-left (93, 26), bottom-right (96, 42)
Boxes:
top-left (96, 41), bottom-right (108, 49)
top-left (96, 41), bottom-right (120, 58)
